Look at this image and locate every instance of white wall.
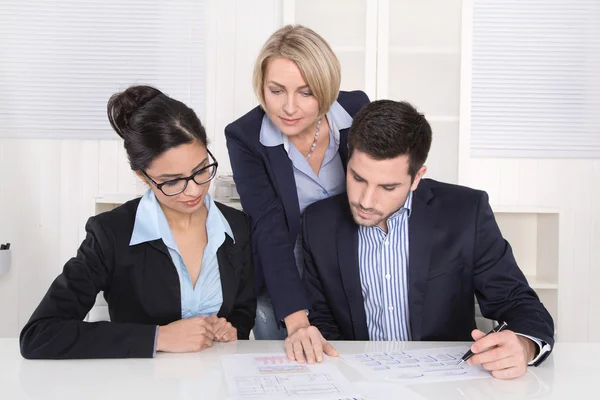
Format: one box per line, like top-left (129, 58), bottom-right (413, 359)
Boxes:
top-left (0, 140), bottom-right (137, 337)
top-left (0, 0), bottom-right (281, 338)
top-left (459, 1), bottom-right (600, 342)
top-left (205, 0), bottom-right (283, 173)
top-left (462, 159), bottom-right (600, 342)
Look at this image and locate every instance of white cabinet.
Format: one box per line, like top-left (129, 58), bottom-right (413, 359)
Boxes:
top-left (493, 207), bottom-right (560, 338)
top-left (284, 0), bottom-right (462, 184)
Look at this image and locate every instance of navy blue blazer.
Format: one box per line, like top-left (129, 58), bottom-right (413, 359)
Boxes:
top-left (302, 179), bottom-right (554, 364)
top-left (225, 90), bottom-right (369, 322)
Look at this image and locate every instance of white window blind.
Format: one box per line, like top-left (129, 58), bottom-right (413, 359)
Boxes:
top-left (0, 0), bottom-right (206, 139)
top-left (470, 0), bottom-right (600, 158)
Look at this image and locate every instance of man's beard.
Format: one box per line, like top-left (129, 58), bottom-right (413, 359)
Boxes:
top-left (349, 201), bottom-right (387, 227)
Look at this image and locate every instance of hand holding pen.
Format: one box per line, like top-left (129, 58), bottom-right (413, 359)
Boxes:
top-left (458, 321), bottom-right (507, 365)
top-left (459, 320), bottom-right (537, 379)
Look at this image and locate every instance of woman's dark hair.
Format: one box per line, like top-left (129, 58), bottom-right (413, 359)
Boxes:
top-left (348, 99), bottom-right (432, 180)
top-left (107, 85), bottom-right (207, 171)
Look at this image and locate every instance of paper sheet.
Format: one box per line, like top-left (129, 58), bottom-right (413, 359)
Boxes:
top-left (341, 345), bottom-right (491, 385)
top-left (221, 353), bottom-right (363, 400)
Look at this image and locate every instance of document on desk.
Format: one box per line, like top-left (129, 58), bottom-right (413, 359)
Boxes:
top-left (221, 353), bottom-right (362, 400)
top-left (341, 345), bottom-right (491, 385)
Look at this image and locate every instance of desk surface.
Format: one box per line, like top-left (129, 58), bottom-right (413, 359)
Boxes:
top-left (0, 339), bottom-right (597, 400)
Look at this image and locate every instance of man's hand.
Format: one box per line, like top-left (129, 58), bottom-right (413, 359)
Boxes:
top-left (283, 310), bottom-right (338, 364)
top-left (156, 316), bottom-right (215, 353)
top-left (467, 329), bottom-right (536, 379)
top-left (207, 315), bottom-right (238, 342)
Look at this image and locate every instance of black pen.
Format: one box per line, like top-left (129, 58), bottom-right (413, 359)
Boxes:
top-left (458, 321), bottom-right (508, 365)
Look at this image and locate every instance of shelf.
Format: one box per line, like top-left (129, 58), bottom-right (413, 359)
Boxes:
top-left (96, 194), bottom-right (142, 205)
top-left (524, 275), bottom-right (558, 290)
top-left (95, 194), bottom-right (143, 215)
top-left (219, 200), bottom-right (243, 211)
top-left (492, 206), bottom-right (560, 214)
top-left (492, 210), bottom-right (559, 328)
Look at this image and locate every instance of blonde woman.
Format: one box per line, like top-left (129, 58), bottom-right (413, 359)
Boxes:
top-left (225, 25), bottom-right (369, 363)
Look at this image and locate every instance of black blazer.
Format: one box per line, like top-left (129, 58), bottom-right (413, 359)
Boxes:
top-left (20, 198), bottom-right (256, 359)
top-left (225, 90), bottom-right (370, 322)
top-left (302, 179), bottom-right (555, 353)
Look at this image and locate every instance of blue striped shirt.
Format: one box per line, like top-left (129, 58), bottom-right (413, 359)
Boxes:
top-left (358, 191), bottom-right (413, 341)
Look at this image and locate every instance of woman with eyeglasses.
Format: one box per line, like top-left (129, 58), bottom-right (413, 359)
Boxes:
top-left (20, 85), bottom-right (256, 359)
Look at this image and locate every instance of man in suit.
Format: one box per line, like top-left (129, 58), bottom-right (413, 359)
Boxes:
top-left (301, 100), bottom-right (554, 379)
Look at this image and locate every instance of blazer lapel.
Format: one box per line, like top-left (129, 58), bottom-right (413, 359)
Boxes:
top-left (337, 207), bottom-right (370, 340)
top-left (265, 145), bottom-right (301, 240)
top-left (217, 236), bottom-right (242, 317)
top-left (142, 240), bottom-right (182, 321)
top-left (408, 184), bottom-right (442, 340)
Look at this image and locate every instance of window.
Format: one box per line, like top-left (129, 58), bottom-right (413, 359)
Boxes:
top-left (469, 0), bottom-right (600, 158)
top-left (0, 0), bottom-right (206, 139)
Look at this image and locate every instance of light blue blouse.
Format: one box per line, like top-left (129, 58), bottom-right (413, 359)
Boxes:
top-left (129, 190), bottom-right (234, 318)
top-left (259, 101), bottom-right (353, 276)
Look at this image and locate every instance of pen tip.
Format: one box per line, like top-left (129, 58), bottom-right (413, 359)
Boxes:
top-left (457, 360), bottom-right (464, 366)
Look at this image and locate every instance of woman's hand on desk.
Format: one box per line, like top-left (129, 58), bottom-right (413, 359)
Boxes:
top-left (156, 317), bottom-right (215, 353)
top-left (207, 315), bottom-right (238, 342)
top-left (284, 310), bottom-right (338, 364)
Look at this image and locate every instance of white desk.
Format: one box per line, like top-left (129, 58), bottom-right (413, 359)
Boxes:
top-left (0, 339), bottom-right (597, 399)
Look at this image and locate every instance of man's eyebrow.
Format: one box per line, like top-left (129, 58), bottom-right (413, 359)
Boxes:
top-left (349, 167), bottom-right (403, 186)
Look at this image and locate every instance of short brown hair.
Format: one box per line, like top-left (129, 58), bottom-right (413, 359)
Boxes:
top-left (349, 100), bottom-right (432, 180)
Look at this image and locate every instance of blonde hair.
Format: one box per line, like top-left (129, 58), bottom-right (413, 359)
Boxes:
top-left (252, 25), bottom-right (341, 116)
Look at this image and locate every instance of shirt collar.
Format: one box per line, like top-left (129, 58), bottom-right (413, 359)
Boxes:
top-left (205, 192), bottom-right (235, 243)
top-left (129, 190), bottom-right (234, 247)
top-left (259, 100), bottom-right (353, 153)
top-left (389, 190), bottom-right (413, 220)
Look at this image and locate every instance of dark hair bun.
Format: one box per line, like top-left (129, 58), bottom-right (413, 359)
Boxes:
top-left (107, 85), bottom-right (163, 139)
top-left (106, 84), bottom-right (208, 171)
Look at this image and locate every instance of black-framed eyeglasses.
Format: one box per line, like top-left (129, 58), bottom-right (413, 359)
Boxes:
top-left (141, 149), bottom-right (219, 196)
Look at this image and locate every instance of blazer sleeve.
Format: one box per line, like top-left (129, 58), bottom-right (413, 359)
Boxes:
top-left (225, 123), bottom-right (310, 322)
top-left (301, 208), bottom-right (344, 340)
top-left (473, 192), bottom-right (555, 348)
top-left (19, 217), bottom-right (157, 359)
top-left (227, 214), bottom-right (257, 340)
